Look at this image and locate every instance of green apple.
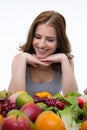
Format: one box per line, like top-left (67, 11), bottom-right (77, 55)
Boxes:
top-left (36, 102), bottom-right (47, 111)
top-left (16, 93), bottom-right (34, 108)
top-left (6, 109), bottom-right (27, 117)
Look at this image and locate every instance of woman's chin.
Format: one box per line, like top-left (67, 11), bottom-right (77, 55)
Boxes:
top-left (37, 54), bottom-right (47, 59)
top-left (37, 56), bottom-right (44, 59)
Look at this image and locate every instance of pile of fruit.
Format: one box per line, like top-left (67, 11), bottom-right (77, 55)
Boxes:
top-left (0, 90), bottom-right (87, 130)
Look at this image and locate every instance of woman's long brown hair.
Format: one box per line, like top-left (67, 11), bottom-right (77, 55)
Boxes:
top-left (19, 10), bottom-right (73, 71)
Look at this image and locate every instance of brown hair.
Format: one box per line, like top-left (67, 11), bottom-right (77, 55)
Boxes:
top-left (19, 10), bottom-right (73, 71)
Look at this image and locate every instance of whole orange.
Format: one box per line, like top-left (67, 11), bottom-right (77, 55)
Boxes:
top-left (34, 110), bottom-right (66, 130)
top-left (80, 120), bottom-right (87, 130)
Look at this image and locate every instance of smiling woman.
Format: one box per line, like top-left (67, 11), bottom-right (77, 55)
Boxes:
top-left (8, 10), bottom-right (78, 96)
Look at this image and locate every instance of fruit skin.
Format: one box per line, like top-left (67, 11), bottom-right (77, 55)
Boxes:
top-left (80, 120), bottom-right (87, 130)
top-left (0, 90), bottom-right (12, 98)
top-left (36, 102), bottom-right (47, 111)
top-left (77, 97), bottom-right (84, 109)
top-left (0, 114), bottom-right (4, 126)
top-left (0, 90), bottom-right (12, 99)
top-left (21, 102), bottom-right (42, 122)
top-left (34, 110), bottom-right (66, 130)
top-left (6, 109), bottom-right (28, 118)
top-left (16, 93), bottom-right (34, 108)
top-left (35, 91), bottom-right (51, 98)
top-left (6, 109), bottom-right (35, 130)
top-left (1, 115), bottom-right (31, 130)
top-left (16, 91), bottom-right (28, 94)
top-left (9, 91), bottom-right (28, 103)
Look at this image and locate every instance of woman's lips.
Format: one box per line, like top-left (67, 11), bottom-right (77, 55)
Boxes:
top-left (37, 47), bottom-right (49, 53)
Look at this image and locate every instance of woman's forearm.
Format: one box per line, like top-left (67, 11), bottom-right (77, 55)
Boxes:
top-left (8, 54), bottom-right (27, 93)
top-left (61, 57), bottom-right (78, 95)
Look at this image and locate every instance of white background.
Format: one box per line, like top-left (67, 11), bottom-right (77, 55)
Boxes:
top-left (0, 0), bottom-right (87, 94)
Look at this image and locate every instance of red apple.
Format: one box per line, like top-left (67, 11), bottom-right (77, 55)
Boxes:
top-left (6, 109), bottom-right (35, 130)
top-left (21, 102), bottom-right (42, 122)
top-left (1, 115), bottom-right (31, 130)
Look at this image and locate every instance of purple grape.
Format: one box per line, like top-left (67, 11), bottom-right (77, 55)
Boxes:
top-left (0, 99), bottom-right (5, 104)
top-left (32, 95), bottom-right (42, 103)
top-left (55, 101), bottom-right (65, 110)
top-left (1, 99), bottom-right (17, 117)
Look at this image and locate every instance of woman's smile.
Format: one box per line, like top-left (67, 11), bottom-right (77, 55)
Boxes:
top-left (37, 46), bottom-right (49, 54)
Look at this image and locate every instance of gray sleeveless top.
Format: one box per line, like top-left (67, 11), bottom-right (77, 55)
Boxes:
top-left (26, 65), bottom-right (62, 96)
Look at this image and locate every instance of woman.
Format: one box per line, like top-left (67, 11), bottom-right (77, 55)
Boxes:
top-left (8, 10), bottom-right (78, 96)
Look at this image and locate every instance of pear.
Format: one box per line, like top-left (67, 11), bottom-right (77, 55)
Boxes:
top-left (0, 90), bottom-right (12, 99)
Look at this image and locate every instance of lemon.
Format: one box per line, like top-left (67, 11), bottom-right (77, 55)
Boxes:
top-left (16, 91), bottom-right (28, 94)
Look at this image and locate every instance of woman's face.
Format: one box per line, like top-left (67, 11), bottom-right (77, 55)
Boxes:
top-left (33, 24), bottom-right (58, 59)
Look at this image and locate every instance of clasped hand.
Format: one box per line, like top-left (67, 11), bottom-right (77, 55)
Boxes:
top-left (28, 53), bottom-right (68, 67)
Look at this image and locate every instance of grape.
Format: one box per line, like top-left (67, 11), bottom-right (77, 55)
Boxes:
top-left (42, 97), bottom-right (65, 110)
top-left (1, 99), bottom-right (17, 117)
top-left (32, 95), bottom-right (42, 103)
top-left (55, 101), bottom-right (65, 110)
top-left (0, 99), bottom-right (5, 104)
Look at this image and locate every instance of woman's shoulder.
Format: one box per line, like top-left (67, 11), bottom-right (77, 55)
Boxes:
top-left (12, 53), bottom-right (25, 63)
top-left (11, 53), bottom-right (25, 68)
top-left (12, 54), bottom-right (20, 64)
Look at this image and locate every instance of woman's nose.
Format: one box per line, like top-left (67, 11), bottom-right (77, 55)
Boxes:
top-left (39, 39), bottom-right (45, 47)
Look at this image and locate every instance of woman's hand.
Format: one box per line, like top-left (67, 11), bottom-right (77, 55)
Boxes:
top-left (22, 53), bottom-right (50, 67)
top-left (39, 53), bottom-right (68, 64)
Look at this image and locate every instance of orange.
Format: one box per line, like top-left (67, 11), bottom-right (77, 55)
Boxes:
top-left (80, 120), bottom-right (87, 130)
top-left (35, 91), bottom-right (51, 98)
top-left (0, 114), bottom-right (4, 126)
top-left (34, 110), bottom-right (66, 130)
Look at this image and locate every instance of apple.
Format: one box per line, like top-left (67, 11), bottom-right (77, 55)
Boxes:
top-left (6, 109), bottom-right (34, 130)
top-left (6, 109), bottom-right (35, 130)
top-left (36, 102), bottom-right (47, 111)
top-left (1, 115), bottom-right (31, 130)
top-left (21, 102), bottom-right (42, 122)
top-left (16, 93), bottom-right (34, 108)
top-left (6, 109), bottom-right (28, 118)
top-left (9, 91), bottom-right (28, 103)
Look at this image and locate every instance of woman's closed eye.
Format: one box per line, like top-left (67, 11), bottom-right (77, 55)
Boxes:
top-left (46, 37), bottom-right (55, 42)
top-left (34, 34), bottom-right (41, 39)
top-left (34, 34), bottom-right (56, 42)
